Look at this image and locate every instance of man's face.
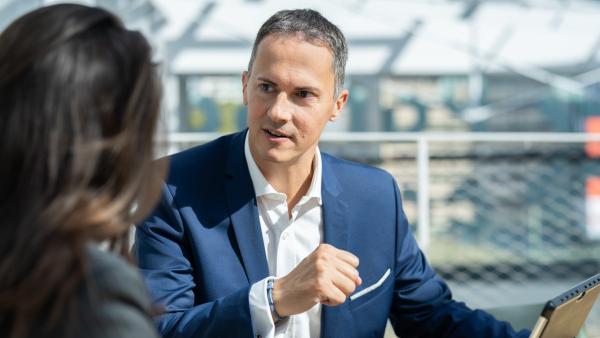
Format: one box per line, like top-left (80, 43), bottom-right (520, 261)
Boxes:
top-left (242, 34), bottom-right (348, 169)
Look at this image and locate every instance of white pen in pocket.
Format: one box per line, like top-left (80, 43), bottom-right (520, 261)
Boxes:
top-left (350, 268), bottom-right (391, 301)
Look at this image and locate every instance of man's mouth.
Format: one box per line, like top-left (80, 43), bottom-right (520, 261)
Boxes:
top-left (264, 129), bottom-right (290, 138)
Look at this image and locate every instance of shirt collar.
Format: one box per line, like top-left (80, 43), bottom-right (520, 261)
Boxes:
top-left (244, 132), bottom-right (322, 205)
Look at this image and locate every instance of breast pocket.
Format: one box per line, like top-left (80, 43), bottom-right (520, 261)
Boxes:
top-left (350, 268), bottom-right (391, 310)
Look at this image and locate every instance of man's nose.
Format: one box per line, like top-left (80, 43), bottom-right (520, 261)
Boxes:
top-left (267, 93), bottom-right (293, 123)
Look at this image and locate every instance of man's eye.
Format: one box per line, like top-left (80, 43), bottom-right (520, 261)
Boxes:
top-left (298, 90), bottom-right (312, 98)
top-left (259, 83), bottom-right (272, 92)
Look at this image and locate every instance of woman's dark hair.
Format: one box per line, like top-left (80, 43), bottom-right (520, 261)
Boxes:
top-left (0, 4), bottom-right (163, 337)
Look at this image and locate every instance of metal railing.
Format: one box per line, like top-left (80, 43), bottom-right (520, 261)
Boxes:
top-left (165, 131), bottom-right (600, 251)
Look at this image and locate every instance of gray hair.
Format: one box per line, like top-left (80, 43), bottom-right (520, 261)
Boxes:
top-left (247, 9), bottom-right (348, 97)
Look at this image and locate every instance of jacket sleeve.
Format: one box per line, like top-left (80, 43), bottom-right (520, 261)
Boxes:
top-left (133, 184), bottom-right (255, 338)
top-left (387, 181), bottom-right (531, 338)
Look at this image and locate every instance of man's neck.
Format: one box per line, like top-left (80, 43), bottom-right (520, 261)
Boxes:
top-left (258, 152), bottom-right (315, 217)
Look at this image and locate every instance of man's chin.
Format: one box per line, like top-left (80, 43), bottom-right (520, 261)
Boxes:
top-left (255, 148), bottom-right (300, 165)
top-left (262, 152), bottom-right (294, 164)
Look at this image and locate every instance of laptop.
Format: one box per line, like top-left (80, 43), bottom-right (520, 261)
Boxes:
top-left (529, 272), bottom-right (600, 338)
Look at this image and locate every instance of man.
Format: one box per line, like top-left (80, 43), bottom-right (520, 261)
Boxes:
top-left (134, 9), bottom-right (530, 338)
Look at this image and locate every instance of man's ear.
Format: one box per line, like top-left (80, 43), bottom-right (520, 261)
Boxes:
top-left (330, 89), bottom-right (349, 121)
top-left (242, 71), bottom-right (249, 106)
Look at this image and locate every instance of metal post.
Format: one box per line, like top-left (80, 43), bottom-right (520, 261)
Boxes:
top-left (417, 137), bottom-right (430, 250)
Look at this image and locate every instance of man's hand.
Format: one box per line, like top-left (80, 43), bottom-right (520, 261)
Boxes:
top-left (271, 243), bottom-right (362, 317)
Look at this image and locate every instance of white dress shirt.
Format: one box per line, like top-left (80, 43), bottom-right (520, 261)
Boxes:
top-left (245, 134), bottom-right (324, 338)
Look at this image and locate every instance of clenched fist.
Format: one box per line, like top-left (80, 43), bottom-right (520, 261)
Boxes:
top-left (272, 243), bottom-right (362, 317)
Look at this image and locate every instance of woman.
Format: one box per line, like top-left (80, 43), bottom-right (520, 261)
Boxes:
top-left (0, 4), bottom-right (164, 338)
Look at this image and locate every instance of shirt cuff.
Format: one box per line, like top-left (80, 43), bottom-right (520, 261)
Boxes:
top-left (249, 276), bottom-right (275, 338)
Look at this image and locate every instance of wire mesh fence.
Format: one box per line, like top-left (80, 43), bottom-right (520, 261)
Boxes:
top-left (320, 137), bottom-right (600, 337)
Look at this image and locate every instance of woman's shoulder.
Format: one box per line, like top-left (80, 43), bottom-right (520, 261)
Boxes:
top-left (82, 245), bottom-right (159, 338)
top-left (86, 245), bottom-right (149, 305)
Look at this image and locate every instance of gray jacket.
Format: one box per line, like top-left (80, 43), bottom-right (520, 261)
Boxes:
top-left (81, 245), bottom-right (160, 338)
top-left (1, 245), bottom-right (160, 338)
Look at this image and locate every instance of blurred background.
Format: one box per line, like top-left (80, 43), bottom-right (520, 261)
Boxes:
top-left (2, 0), bottom-right (600, 336)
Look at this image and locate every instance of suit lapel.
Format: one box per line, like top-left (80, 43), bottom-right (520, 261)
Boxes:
top-left (224, 131), bottom-right (270, 284)
top-left (320, 155), bottom-right (353, 338)
top-left (321, 160), bottom-right (349, 251)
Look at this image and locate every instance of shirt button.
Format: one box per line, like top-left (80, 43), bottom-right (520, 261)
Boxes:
top-left (282, 233), bottom-right (289, 240)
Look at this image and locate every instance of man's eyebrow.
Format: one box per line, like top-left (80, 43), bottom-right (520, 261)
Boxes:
top-left (256, 76), bottom-right (321, 94)
top-left (256, 77), bottom-right (277, 86)
top-left (296, 86), bottom-right (321, 94)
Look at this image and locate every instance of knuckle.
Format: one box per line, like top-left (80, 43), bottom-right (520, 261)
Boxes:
top-left (315, 255), bottom-right (329, 268)
top-left (315, 251), bottom-right (326, 261)
top-left (315, 252), bottom-right (332, 265)
top-left (319, 243), bottom-right (333, 252)
top-left (333, 294), bottom-right (346, 304)
top-left (342, 283), bottom-right (356, 296)
top-left (314, 278), bottom-right (327, 293)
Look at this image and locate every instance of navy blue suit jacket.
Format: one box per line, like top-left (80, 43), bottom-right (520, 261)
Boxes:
top-left (134, 130), bottom-right (530, 338)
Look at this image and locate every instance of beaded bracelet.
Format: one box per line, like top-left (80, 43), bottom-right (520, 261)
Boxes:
top-left (266, 277), bottom-right (282, 322)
